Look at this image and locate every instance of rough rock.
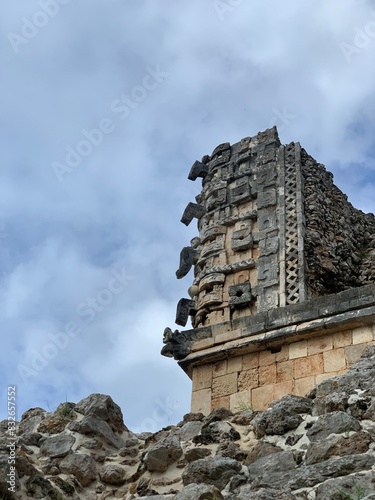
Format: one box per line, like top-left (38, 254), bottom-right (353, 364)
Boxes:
top-left (175, 483), bottom-right (224, 499)
top-left (60, 453), bottom-right (97, 486)
top-left (182, 456), bottom-right (242, 490)
top-left (143, 434), bottom-right (183, 472)
top-left (179, 421), bottom-right (203, 441)
top-left (15, 454), bottom-right (39, 478)
top-left (314, 471), bottom-right (375, 500)
top-left (18, 413), bottom-right (44, 435)
top-left (18, 432), bottom-right (43, 446)
top-left (305, 430), bottom-right (372, 464)
top-left (50, 476), bottom-right (76, 496)
top-left (193, 421), bottom-right (240, 444)
top-left (245, 441), bottom-right (283, 465)
top-left (69, 414), bottom-right (125, 448)
top-left (230, 410), bottom-right (255, 426)
top-left (25, 475), bottom-right (61, 499)
top-left (37, 414), bottom-right (70, 434)
top-left (75, 394), bottom-right (127, 433)
top-left (228, 486), bottom-right (295, 499)
top-left (270, 394), bottom-right (313, 414)
top-left (203, 407), bottom-right (233, 425)
top-left (9, 350), bottom-right (375, 499)
top-left (40, 433), bottom-right (75, 458)
top-left (247, 451), bottom-right (296, 488)
top-left (302, 149), bottom-right (375, 293)
top-left (178, 412), bottom-right (205, 425)
top-left (252, 406), bottom-right (303, 438)
top-left (288, 454), bottom-right (375, 490)
top-left (216, 441), bottom-right (248, 461)
top-left (99, 464), bottom-right (126, 485)
top-left (306, 411), bottom-right (362, 441)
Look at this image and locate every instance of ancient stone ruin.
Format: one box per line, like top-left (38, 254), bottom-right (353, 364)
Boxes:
top-left (162, 126), bottom-right (375, 414)
top-left (2, 127), bottom-right (375, 498)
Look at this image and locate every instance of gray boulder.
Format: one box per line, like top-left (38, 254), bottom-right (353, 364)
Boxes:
top-left (40, 433), bottom-right (75, 458)
top-left (203, 407), bottom-right (233, 425)
top-left (306, 411), bottom-right (361, 441)
top-left (193, 421), bottom-right (240, 444)
top-left (75, 393), bottom-right (127, 433)
top-left (245, 441), bottom-right (282, 465)
top-left (252, 410), bottom-right (302, 438)
top-left (182, 456), bottom-right (242, 490)
top-left (247, 451), bottom-right (296, 488)
top-left (270, 394), bottom-right (313, 414)
top-left (180, 421), bottom-right (203, 441)
top-left (175, 483), bottom-right (224, 499)
top-left (306, 430), bottom-right (372, 464)
top-left (60, 453), bottom-right (97, 486)
top-left (288, 454), bottom-right (375, 490)
top-left (315, 471), bottom-right (375, 500)
top-left (99, 464), bottom-right (126, 485)
top-left (185, 447), bottom-right (211, 463)
top-left (143, 434), bottom-right (183, 472)
top-left (18, 413), bottom-right (44, 435)
top-left (251, 395), bottom-right (312, 439)
top-left (228, 486), bottom-right (295, 499)
top-left (25, 475), bottom-right (60, 499)
top-left (313, 390), bottom-right (349, 415)
top-left (69, 414), bottom-right (124, 448)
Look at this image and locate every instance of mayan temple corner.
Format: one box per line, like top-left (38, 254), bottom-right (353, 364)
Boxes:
top-left (161, 126), bottom-right (375, 415)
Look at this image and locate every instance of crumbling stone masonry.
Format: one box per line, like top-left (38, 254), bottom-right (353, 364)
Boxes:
top-left (162, 127), bottom-right (375, 414)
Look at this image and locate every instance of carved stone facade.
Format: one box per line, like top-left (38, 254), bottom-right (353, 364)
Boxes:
top-left (162, 127), bottom-right (375, 413)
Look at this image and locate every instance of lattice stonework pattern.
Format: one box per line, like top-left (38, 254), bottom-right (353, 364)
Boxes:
top-left (282, 143), bottom-right (306, 305)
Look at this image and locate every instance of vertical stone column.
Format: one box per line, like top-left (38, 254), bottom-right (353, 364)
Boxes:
top-left (174, 128), bottom-right (311, 330)
top-left (254, 139), bottom-right (280, 312)
top-left (279, 142), bottom-right (307, 305)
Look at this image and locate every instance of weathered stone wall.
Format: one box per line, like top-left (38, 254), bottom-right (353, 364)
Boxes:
top-left (301, 148), bottom-right (375, 296)
top-left (191, 324), bottom-right (375, 414)
top-left (173, 128), bottom-right (375, 331)
top-left (163, 127), bottom-right (375, 421)
top-left (166, 284), bottom-right (375, 415)
top-left (176, 128), bottom-right (283, 330)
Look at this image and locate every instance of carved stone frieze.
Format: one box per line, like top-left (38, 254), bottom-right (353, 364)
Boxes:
top-left (228, 177), bottom-right (253, 206)
top-left (188, 160), bottom-right (208, 181)
top-left (181, 203), bottom-right (205, 226)
top-left (176, 246), bottom-right (198, 279)
top-left (161, 327), bottom-right (190, 360)
top-left (173, 127), bottom-right (312, 328)
top-left (175, 299), bottom-right (197, 327)
top-left (198, 273), bottom-right (226, 292)
top-left (228, 283), bottom-right (254, 308)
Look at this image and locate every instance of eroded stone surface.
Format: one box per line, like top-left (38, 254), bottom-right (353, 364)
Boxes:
top-left (40, 433), bottom-right (75, 458)
top-left (60, 453), bottom-right (97, 486)
top-left (143, 434), bottom-right (183, 472)
top-left (182, 456), bottom-right (242, 490)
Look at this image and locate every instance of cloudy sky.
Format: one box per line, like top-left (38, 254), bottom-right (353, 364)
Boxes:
top-left (1, 0), bottom-right (374, 431)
